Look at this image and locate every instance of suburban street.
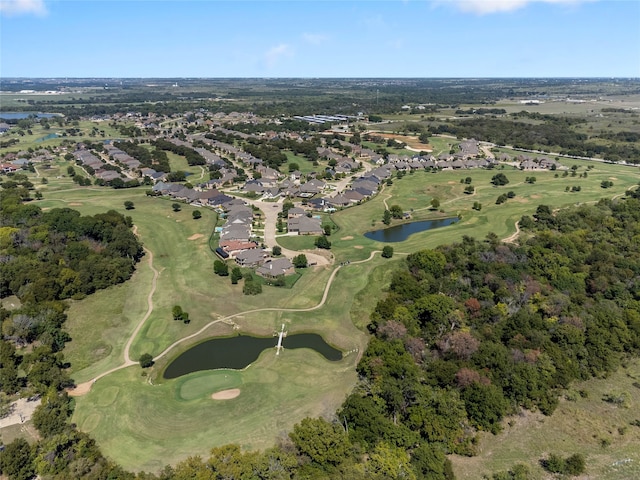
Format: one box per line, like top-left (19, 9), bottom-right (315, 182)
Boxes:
top-left (240, 196), bottom-right (333, 266)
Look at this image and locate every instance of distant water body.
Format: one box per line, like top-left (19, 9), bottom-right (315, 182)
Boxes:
top-left (364, 217), bottom-right (459, 243)
top-left (0, 112), bottom-right (60, 120)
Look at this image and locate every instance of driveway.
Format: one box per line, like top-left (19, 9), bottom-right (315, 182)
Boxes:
top-left (241, 196), bottom-right (332, 266)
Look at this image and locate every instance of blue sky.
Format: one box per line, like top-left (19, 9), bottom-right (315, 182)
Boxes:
top-left (1, 0), bottom-right (638, 77)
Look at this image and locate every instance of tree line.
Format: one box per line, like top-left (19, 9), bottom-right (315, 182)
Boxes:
top-left (433, 115), bottom-right (640, 164)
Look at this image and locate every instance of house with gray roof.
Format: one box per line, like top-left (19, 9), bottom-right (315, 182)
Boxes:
top-left (287, 215), bottom-right (323, 235)
top-left (235, 248), bottom-right (269, 267)
top-left (299, 178), bottom-right (326, 195)
top-left (243, 180), bottom-right (266, 194)
top-left (287, 207), bottom-right (306, 218)
top-left (327, 194), bottom-right (351, 208)
top-left (343, 190), bottom-right (365, 203)
top-left (256, 258), bottom-right (295, 279)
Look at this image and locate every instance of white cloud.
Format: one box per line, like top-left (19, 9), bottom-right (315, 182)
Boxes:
top-left (302, 33), bottom-right (328, 46)
top-left (0, 0), bottom-right (47, 16)
top-left (264, 44), bottom-right (293, 69)
top-left (441, 0), bottom-right (597, 14)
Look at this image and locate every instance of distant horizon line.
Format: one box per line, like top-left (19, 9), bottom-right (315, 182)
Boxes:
top-left (2, 76), bottom-right (639, 80)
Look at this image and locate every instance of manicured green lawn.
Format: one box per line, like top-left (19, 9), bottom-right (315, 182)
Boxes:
top-left (284, 151), bottom-right (317, 174)
top-left (165, 151), bottom-right (206, 180)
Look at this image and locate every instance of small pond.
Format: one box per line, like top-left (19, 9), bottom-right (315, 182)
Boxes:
top-left (36, 133), bottom-right (59, 142)
top-left (364, 217), bottom-right (459, 243)
top-left (163, 333), bottom-right (342, 379)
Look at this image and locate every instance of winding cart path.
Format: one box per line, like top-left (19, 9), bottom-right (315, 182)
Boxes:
top-left (69, 237), bottom-right (380, 396)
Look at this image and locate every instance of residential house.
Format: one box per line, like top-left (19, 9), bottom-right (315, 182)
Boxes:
top-left (219, 240), bottom-right (258, 255)
top-left (243, 180), bottom-right (266, 194)
top-left (287, 207), bottom-right (306, 218)
top-left (287, 216), bottom-right (323, 235)
top-left (0, 163), bottom-right (18, 173)
top-left (299, 178), bottom-right (326, 197)
top-left (235, 248), bottom-right (269, 267)
top-left (342, 189), bottom-right (365, 203)
top-left (327, 194), bottom-right (351, 208)
top-left (256, 258), bottom-right (295, 279)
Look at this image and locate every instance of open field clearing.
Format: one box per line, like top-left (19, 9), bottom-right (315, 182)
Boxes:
top-left (451, 359), bottom-right (640, 480)
top-left (365, 131), bottom-right (432, 151)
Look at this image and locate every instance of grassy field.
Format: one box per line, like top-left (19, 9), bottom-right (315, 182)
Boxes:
top-left (0, 120), bottom-right (122, 153)
top-left (70, 253), bottom-right (381, 472)
top-left (450, 359), bottom-right (640, 480)
top-left (72, 346), bottom-right (359, 472)
top-left (284, 151), bottom-right (317, 174)
top-left (284, 160), bottom-right (640, 266)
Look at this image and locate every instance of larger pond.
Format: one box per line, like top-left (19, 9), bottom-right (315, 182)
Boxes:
top-left (364, 217), bottom-right (459, 243)
top-left (163, 333), bottom-right (342, 379)
top-left (0, 112), bottom-right (60, 120)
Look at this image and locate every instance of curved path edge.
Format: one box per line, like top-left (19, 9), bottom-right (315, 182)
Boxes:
top-left (69, 247), bottom-right (382, 396)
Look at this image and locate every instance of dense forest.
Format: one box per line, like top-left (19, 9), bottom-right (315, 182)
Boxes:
top-left (0, 188), bottom-right (143, 396)
top-left (0, 189), bottom-right (147, 479)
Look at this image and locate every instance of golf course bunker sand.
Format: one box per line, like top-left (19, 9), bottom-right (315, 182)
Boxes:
top-left (340, 235), bottom-right (354, 240)
top-left (69, 202), bottom-right (83, 206)
top-left (68, 381), bottom-right (93, 397)
top-left (188, 233), bottom-right (204, 240)
top-left (353, 245), bottom-right (364, 249)
top-left (211, 388), bottom-right (241, 400)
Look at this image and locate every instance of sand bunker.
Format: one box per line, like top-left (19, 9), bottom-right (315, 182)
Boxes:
top-left (353, 245), bottom-right (364, 249)
top-left (211, 388), bottom-right (241, 400)
top-left (68, 381), bottom-right (93, 397)
top-left (188, 233), bottom-right (204, 240)
top-left (340, 235), bottom-right (354, 240)
top-left (69, 202), bottom-right (83, 206)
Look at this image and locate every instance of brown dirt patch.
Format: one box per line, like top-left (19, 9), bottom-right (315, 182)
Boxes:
top-left (530, 194), bottom-right (542, 199)
top-left (340, 235), bottom-right (354, 240)
top-left (188, 233), bottom-right (204, 241)
top-left (353, 245), bottom-right (364, 249)
top-left (68, 202), bottom-right (83, 206)
top-left (67, 381), bottom-right (93, 397)
top-left (211, 388), bottom-right (241, 400)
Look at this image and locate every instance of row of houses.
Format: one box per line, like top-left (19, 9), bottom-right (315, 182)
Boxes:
top-left (215, 201), bottom-right (297, 279)
top-left (73, 149), bottom-right (123, 181)
top-left (104, 143), bottom-right (141, 170)
top-left (151, 182), bottom-right (233, 206)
